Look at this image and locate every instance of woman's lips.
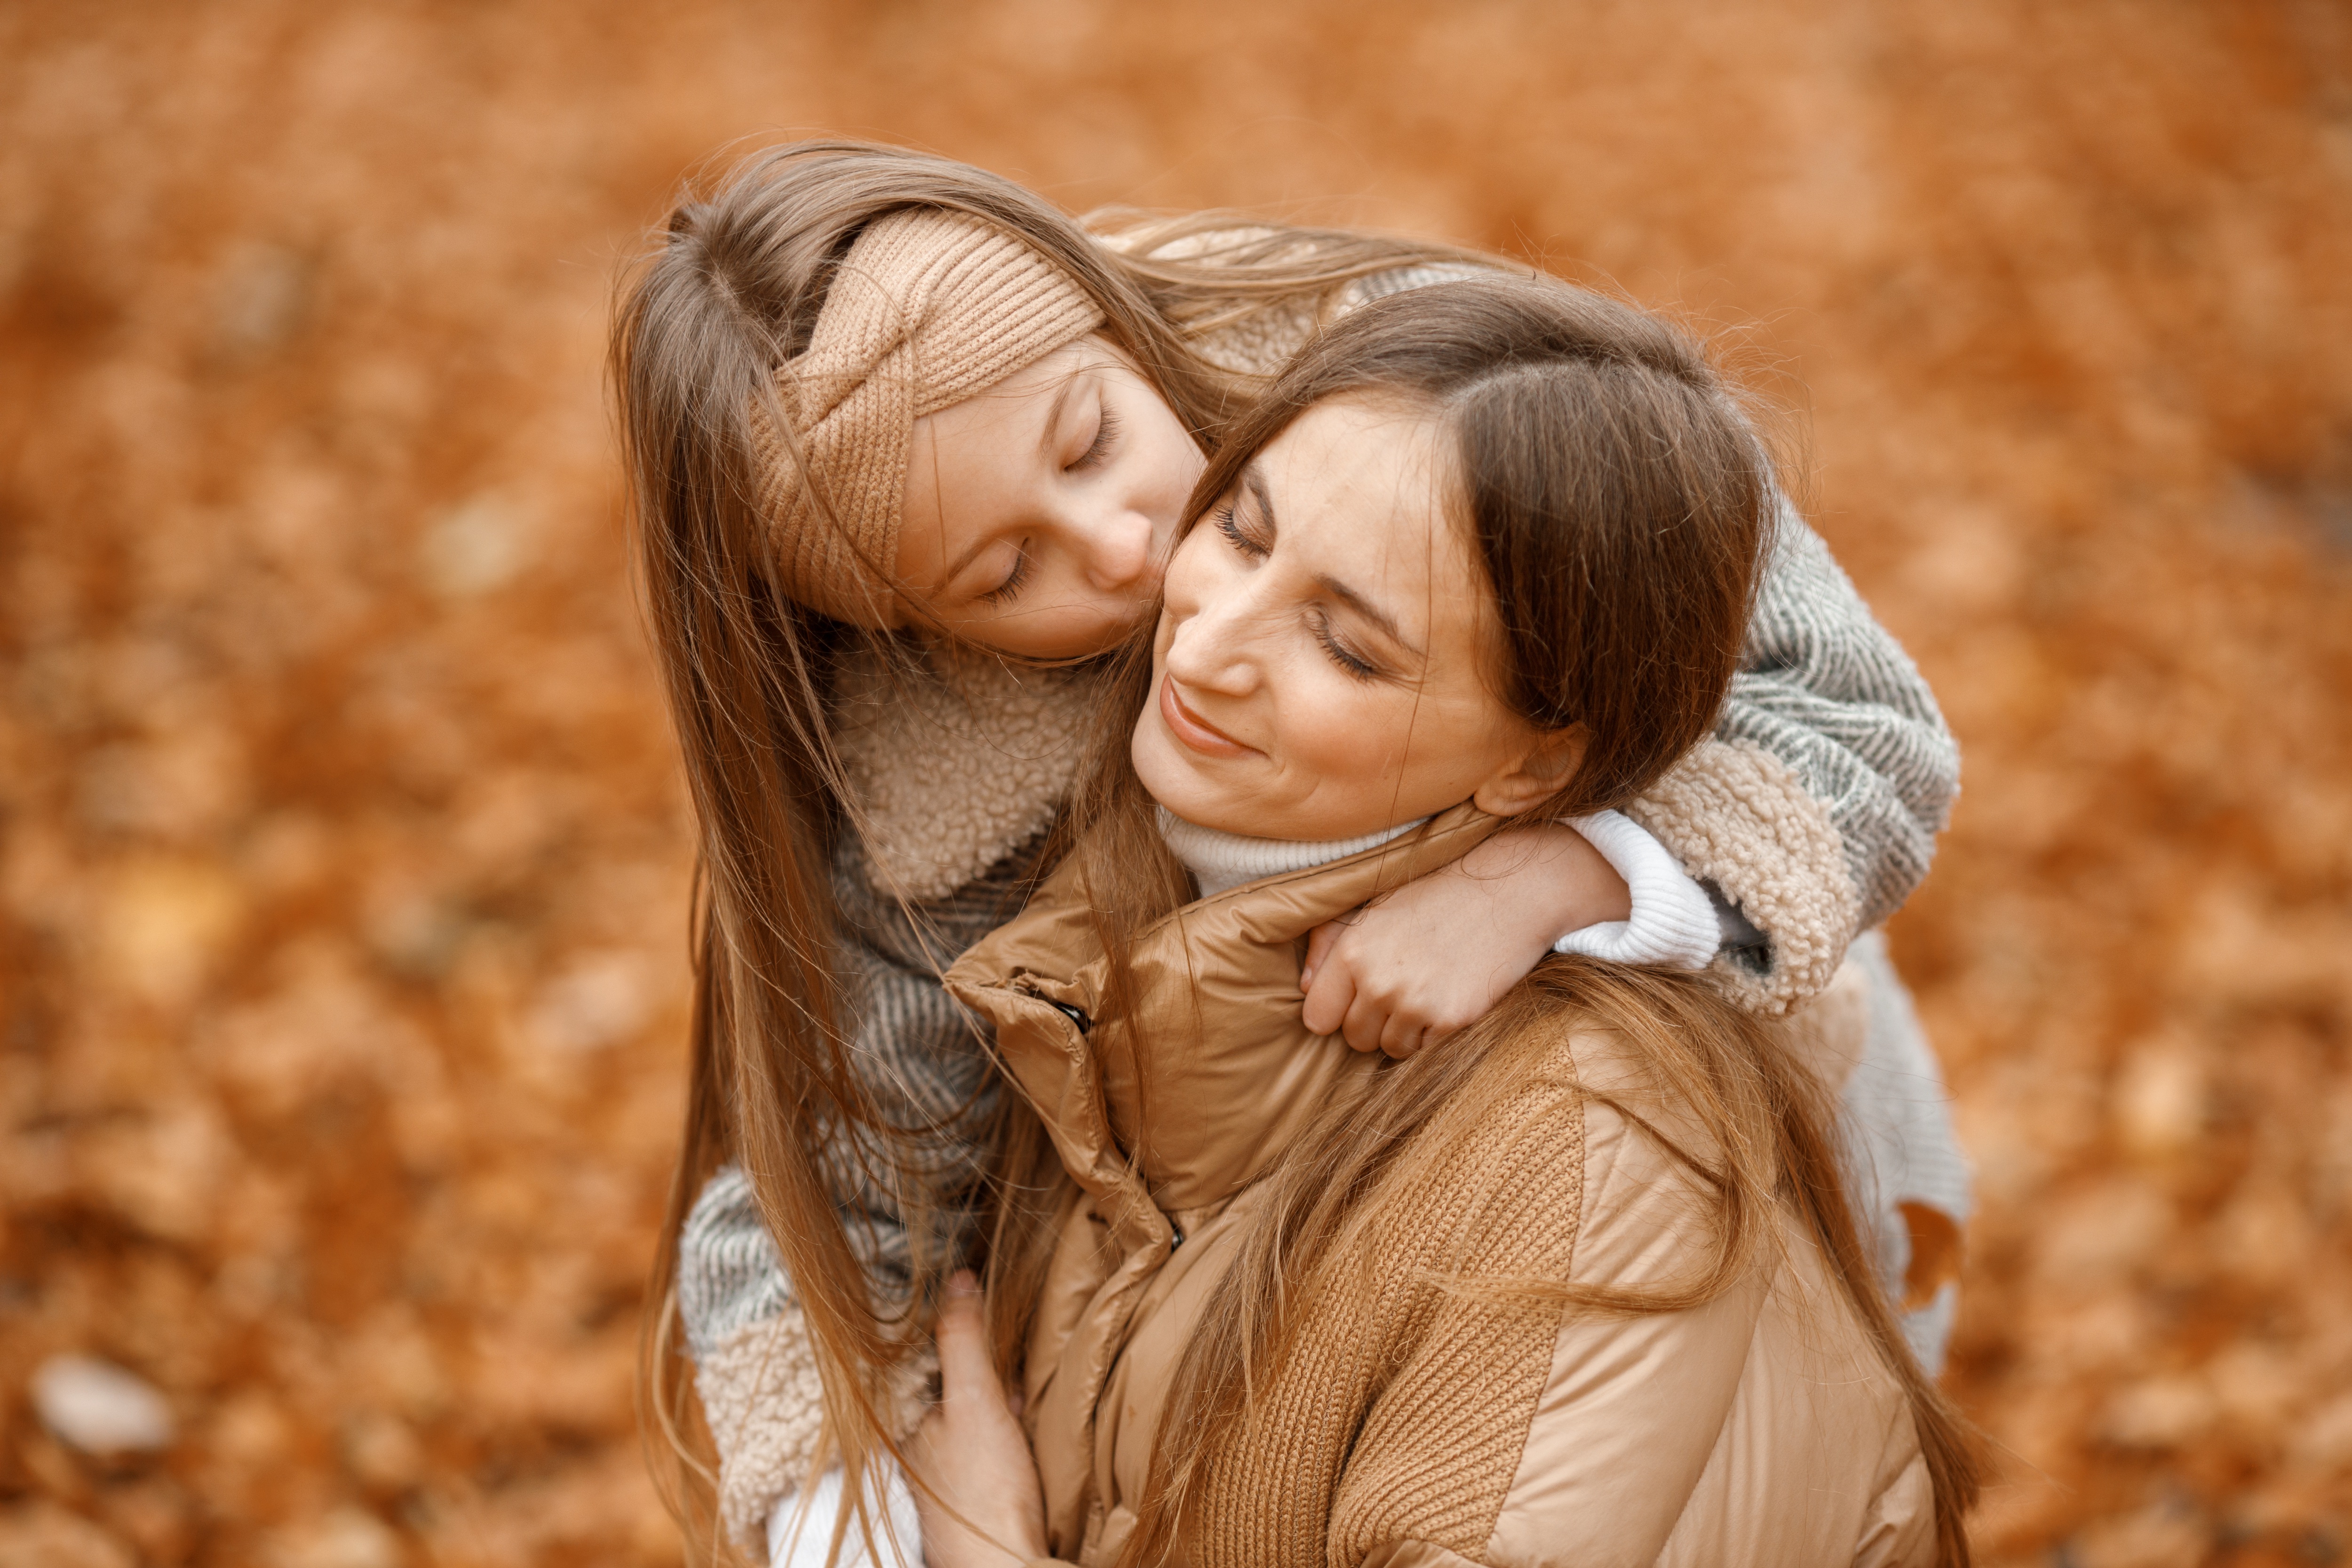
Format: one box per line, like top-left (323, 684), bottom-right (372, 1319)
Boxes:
top-left (1158, 676), bottom-right (1257, 759)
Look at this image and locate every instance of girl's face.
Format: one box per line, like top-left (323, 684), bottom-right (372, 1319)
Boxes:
top-left (896, 335), bottom-right (1204, 660)
top-left (1132, 396), bottom-right (1579, 844)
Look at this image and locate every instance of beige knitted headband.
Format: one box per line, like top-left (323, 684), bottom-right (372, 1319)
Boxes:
top-left (748, 209), bottom-right (1105, 625)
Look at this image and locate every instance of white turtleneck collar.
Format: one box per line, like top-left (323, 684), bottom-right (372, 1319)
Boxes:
top-left (1156, 803), bottom-right (1724, 976)
top-left (1156, 807), bottom-right (1427, 899)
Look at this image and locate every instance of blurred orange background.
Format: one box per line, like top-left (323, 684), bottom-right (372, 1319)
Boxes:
top-left (3, 3), bottom-right (2349, 1565)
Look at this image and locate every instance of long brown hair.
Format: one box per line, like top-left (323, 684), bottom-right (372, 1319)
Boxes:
top-left (1011, 278), bottom-right (1982, 1563)
top-left (612, 139), bottom-right (1522, 1563)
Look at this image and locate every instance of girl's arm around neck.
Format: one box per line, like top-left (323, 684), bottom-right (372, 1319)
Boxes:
top-left (1297, 813), bottom-right (1716, 1059)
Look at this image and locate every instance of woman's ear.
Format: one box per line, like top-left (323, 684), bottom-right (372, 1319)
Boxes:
top-left (1470, 724), bottom-right (1588, 818)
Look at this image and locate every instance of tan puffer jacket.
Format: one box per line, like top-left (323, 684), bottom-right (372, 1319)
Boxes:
top-left (943, 804), bottom-right (1935, 1568)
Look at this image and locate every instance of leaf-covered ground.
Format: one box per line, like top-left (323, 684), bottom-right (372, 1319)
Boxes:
top-left (3, 4), bottom-right (2348, 1564)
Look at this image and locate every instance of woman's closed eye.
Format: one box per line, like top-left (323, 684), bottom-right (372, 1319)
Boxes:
top-left (1069, 402), bottom-right (1121, 472)
top-left (1310, 609), bottom-right (1380, 681)
top-left (1213, 503), bottom-right (1270, 560)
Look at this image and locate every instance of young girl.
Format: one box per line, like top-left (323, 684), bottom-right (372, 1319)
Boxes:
top-left (908, 273), bottom-right (1978, 1566)
top-left (613, 141), bottom-right (1967, 1564)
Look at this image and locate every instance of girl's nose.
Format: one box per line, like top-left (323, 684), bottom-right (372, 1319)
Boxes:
top-left (1083, 509), bottom-right (1156, 593)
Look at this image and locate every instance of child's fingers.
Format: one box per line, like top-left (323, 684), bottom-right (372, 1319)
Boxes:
top-left (933, 1271), bottom-right (998, 1408)
top-left (1301, 920), bottom-right (1342, 994)
top-left (1340, 988), bottom-right (1392, 1054)
top-left (1301, 950), bottom-right (1357, 1037)
top-left (1380, 1016), bottom-right (1427, 1060)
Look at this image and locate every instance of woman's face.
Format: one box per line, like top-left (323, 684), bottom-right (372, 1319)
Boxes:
top-left (1132, 396), bottom-right (1574, 844)
top-left (896, 335), bottom-right (1204, 660)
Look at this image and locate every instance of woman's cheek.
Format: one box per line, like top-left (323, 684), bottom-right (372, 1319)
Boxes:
top-left (1281, 669), bottom-right (1379, 780)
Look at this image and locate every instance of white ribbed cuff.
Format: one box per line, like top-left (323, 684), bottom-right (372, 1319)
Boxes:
top-left (1553, 810), bottom-right (1721, 971)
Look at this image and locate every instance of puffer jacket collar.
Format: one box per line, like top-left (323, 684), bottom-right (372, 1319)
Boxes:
top-left (941, 802), bottom-right (1500, 1554)
top-left (945, 801), bottom-right (1500, 1226)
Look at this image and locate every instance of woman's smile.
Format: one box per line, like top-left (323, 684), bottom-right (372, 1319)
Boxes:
top-left (1157, 675), bottom-right (1259, 759)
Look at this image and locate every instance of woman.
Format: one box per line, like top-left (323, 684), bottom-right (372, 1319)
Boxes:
top-left (910, 275), bottom-right (1980, 1565)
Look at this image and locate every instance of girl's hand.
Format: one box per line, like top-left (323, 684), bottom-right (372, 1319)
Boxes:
top-left (904, 1272), bottom-right (1048, 1568)
top-left (1300, 824), bottom-right (1630, 1058)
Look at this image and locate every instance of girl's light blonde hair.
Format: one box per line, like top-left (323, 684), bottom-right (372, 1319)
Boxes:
top-left (611, 138), bottom-right (1504, 1565)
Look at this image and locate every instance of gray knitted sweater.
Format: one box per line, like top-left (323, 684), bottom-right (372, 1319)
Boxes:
top-left (678, 274), bottom-right (1963, 1548)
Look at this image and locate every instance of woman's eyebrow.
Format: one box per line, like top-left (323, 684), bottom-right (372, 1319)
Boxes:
top-left (1314, 572), bottom-right (1419, 655)
top-left (1242, 465), bottom-right (1276, 533)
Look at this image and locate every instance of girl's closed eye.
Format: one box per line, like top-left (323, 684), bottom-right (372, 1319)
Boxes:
top-left (982, 542), bottom-right (1034, 606)
top-left (1070, 402), bottom-right (1122, 471)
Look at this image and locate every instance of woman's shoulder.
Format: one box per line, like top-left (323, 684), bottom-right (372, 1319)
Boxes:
top-left (1343, 997), bottom-right (1707, 1305)
top-left (1399, 1000), bottom-right (1931, 1566)
top-left (1424, 989), bottom-right (1727, 1190)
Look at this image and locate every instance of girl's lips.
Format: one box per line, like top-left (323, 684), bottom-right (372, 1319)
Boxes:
top-left (1158, 675), bottom-right (1257, 759)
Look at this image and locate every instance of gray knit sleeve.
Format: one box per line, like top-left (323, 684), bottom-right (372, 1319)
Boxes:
top-left (678, 1165), bottom-right (795, 1362)
top-left (1185, 261), bottom-right (1494, 378)
top-left (675, 827), bottom-right (1041, 1548)
top-left (678, 1164), bottom-right (830, 1549)
top-left (1625, 501), bottom-right (1956, 1012)
top-left (1717, 504), bottom-right (1959, 931)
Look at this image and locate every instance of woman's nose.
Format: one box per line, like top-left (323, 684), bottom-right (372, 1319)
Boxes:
top-left (1163, 579), bottom-right (1261, 696)
top-left (1082, 508), bottom-right (1156, 593)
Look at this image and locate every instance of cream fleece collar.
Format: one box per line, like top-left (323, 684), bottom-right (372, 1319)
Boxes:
top-left (1156, 807), bottom-right (1424, 899)
top-left (833, 643), bottom-right (1103, 902)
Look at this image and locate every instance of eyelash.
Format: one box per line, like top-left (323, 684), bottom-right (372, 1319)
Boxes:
top-left (980, 397), bottom-right (1120, 607)
top-left (981, 545), bottom-right (1033, 606)
top-left (1311, 612), bottom-right (1379, 682)
top-left (1072, 404), bottom-right (1121, 471)
top-left (1214, 500), bottom-right (1375, 679)
top-left (1214, 504), bottom-right (1267, 558)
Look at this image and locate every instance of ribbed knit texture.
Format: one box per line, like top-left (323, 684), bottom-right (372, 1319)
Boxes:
top-left (676, 245), bottom-right (1964, 1548)
top-left (747, 210), bottom-right (1104, 625)
top-left (1184, 1033), bottom-right (1588, 1563)
top-left (1840, 930), bottom-right (1973, 1373)
top-left (677, 823), bottom-right (1045, 1546)
top-left (1162, 806), bottom-right (1720, 973)
top-left (1554, 810), bottom-right (1721, 970)
top-left (1156, 807), bottom-right (1422, 898)
top-left (1716, 511), bottom-right (1959, 930)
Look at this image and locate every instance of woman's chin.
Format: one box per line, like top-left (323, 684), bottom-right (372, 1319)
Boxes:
top-left (1131, 731), bottom-right (1251, 834)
